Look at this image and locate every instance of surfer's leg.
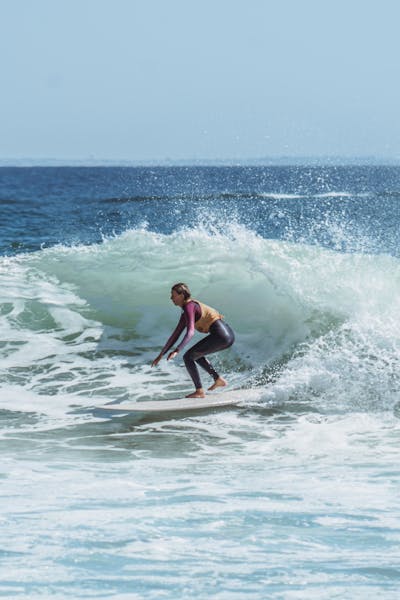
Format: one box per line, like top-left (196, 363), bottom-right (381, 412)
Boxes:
top-left (183, 321), bottom-right (234, 393)
top-left (183, 351), bottom-right (203, 391)
top-left (196, 356), bottom-right (220, 380)
top-left (195, 357), bottom-right (228, 391)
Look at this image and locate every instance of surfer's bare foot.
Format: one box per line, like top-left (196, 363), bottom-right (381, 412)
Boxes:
top-left (208, 377), bottom-right (227, 391)
top-left (186, 389), bottom-right (205, 399)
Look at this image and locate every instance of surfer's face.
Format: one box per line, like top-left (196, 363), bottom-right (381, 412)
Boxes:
top-left (171, 289), bottom-right (185, 307)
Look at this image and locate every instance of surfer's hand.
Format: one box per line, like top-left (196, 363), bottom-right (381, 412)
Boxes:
top-left (167, 350), bottom-right (178, 361)
top-left (151, 354), bottom-right (163, 367)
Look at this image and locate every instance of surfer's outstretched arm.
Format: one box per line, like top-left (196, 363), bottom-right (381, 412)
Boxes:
top-left (151, 313), bottom-right (186, 367)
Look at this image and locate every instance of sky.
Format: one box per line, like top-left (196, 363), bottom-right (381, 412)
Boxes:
top-left (1, 0), bottom-right (400, 163)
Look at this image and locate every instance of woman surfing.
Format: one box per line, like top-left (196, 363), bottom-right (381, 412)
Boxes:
top-left (151, 283), bottom-right (235, 398)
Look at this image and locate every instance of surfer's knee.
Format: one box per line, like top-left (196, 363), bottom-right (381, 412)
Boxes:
top-left (183, 349), bottom-right (194, 365)
top-left (184, 348), bottom-right (200, 364)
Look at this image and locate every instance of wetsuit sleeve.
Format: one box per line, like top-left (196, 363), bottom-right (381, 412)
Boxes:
top-left (161, 313), bottom-right (186, 354)
top-left (175, 302), bottom-right (197, 352)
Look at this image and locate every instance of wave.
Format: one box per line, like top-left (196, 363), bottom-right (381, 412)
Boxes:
top-left (1, 225), bottom-right (400, 414)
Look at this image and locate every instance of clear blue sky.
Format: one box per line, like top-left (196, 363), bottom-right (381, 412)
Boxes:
top-left (1, 0), bottom-right (400, 162)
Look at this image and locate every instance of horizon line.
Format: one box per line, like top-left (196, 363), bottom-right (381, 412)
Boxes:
top-left (1, 155), bottom-right (400, 167)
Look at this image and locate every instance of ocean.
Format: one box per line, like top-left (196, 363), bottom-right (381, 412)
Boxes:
top-left (1, 165), bottom-right (400, 598)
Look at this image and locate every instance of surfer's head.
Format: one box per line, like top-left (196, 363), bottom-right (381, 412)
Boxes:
top-left (171, 282), bottom-right (191, 306)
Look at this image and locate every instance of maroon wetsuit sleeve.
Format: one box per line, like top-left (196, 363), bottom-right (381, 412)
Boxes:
top-left (176, 302), bottom-right (197, 352)
top-left (161, 313), bottom-right (186, 354)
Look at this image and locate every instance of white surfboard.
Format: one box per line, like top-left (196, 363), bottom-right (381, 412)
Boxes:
top-left (98, 390), bottom-right (245, 415)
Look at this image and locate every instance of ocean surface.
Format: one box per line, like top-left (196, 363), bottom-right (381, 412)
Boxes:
top-left (1, 165), bottom-right (400, 598)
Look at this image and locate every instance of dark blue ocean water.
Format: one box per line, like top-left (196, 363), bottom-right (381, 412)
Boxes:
top-left (1, 165), bottom-right (400, 256)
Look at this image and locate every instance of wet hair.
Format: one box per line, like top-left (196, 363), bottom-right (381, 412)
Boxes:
top-left (171, 282), bottom-right (191, 300)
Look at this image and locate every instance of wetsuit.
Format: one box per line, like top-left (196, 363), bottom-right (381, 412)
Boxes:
top-left (161, 300), bottom-right (235, 389)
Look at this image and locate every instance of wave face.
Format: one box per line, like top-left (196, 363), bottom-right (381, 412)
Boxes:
top-left (2, 224), bottom-right (400, 414)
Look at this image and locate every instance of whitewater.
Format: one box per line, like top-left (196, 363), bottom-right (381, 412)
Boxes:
top-left (1, 166), bottom-right (400, 598)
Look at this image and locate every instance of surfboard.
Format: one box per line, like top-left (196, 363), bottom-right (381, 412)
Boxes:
top-left (98, 390), bottom-right (245, 415)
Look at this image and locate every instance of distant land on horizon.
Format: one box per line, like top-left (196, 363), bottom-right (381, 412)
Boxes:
top-left (1, 156), bottom-right (400, 167)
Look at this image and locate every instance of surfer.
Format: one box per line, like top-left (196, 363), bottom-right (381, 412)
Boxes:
top-left (151, 283), bottom-right (235, 398)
